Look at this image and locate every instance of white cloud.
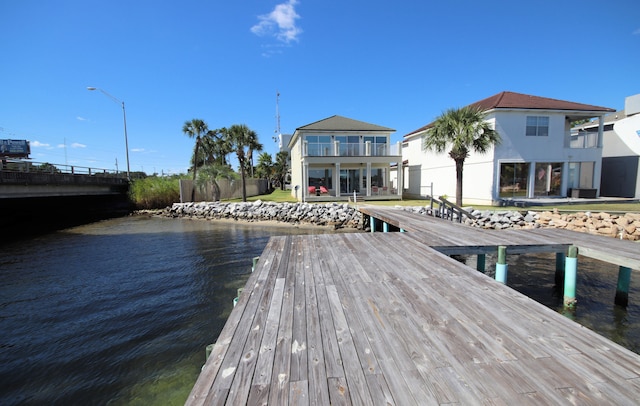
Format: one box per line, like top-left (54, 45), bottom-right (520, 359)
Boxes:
top-left (131, 148), bottom-right (145, 153)
top-left (251, 0), bottom-right (302, 44)
top-left (633, 28), bottom-right (640, 35)
top-left (76, 116), bottom-right (88, 121)
top-left (31, 140), bottom-right (51, 148)
top-left (71, 143), bottom-right (86, 148)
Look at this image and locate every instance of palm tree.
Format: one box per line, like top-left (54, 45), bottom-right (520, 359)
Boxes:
top-left (422, 105), bottom-right (500, 206)
top-left (182, 118), bottom-right (208, 201)
top-left (201, 128), bottom-right (233, 167)
top-left (274, 151), bottom-right (289, 191)
top-left (227, 124), bottom-right (263, 202)
top-left (255, 152), bottom-right (274, 190)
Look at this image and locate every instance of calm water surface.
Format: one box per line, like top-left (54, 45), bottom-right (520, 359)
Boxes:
top-left (1, 216), bottom-right (638, 405)
top-left (0, 216), bottom-right (336, 405)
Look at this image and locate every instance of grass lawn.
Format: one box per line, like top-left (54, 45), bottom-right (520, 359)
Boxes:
top-left (229, 189), bottom-right (640, 213)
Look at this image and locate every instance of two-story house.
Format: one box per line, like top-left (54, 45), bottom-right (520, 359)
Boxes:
top-left (288, 115), bottom-right (402, 202)
top-left (402, 91), bottom-right (615, 205)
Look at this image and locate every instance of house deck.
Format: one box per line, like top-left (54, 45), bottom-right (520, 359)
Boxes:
top-left (186, 215), bottom-right (640, 404)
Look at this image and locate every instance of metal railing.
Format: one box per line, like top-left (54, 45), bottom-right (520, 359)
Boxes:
top-left (427, 195), bottom-right (476, 223)
top-left (0, 158), bottom-right (125, 178)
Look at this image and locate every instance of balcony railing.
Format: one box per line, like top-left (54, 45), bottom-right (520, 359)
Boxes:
top-left (568, 130), bottom-right (599, 149)
top-left (304, 141), bottom-right (398, 157)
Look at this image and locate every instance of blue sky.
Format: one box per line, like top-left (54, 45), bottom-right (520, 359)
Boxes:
top-left (1, 0), bottom-right (639, 175)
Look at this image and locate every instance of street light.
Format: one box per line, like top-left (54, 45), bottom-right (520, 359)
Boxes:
top-left (87, 86), bottom-right (131, 180)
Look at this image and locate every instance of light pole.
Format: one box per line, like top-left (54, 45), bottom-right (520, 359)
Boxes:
top-left (87, 86), bottom-right (131, 180)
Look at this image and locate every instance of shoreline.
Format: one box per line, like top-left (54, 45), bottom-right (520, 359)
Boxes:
top-left (134, 200), bottom-right (365, 231)
top-left (137, 201), bottom-right (640, 241)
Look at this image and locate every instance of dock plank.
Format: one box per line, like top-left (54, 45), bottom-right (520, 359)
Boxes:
top-left (187, 207), bottom-right (640, 405)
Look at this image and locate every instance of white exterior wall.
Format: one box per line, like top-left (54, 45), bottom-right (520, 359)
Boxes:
top-left (402, 109), bottom-right (605, 205)
top-left (402, 132), bottom-right (496, 204)
top-left (289, 136), bottom-right (303, 200)
top-left (604, 115), bottom-right (640, 157)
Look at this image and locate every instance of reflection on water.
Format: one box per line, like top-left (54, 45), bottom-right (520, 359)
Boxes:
top-left (0, 216), bottom-right (638, 405)
top-left (0, 216), bottom-right (335, 405)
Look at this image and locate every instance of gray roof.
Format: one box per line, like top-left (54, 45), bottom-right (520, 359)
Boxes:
top-left (296, 115), bottom-right (394, 132)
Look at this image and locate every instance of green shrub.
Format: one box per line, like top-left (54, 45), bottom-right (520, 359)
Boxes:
top-left (129, 175), bottom-right (185, 209)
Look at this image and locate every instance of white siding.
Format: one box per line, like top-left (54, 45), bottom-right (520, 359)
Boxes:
top-left (402, 109), bottom-right (605, 205)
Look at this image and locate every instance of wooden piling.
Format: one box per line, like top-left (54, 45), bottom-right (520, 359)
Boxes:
top-left (555, 252), bottom-right (565, 286)
top-left (564, 246), bottom-right (578, 309)
top-left (495, 246), bottom-right (507, 283)
top-left (477, 254), bottom-right (485, 273)
top-left (615, 266), bottom-right (632, 307)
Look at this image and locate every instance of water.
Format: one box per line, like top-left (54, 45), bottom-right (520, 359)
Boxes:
top-left (0, 216), bottom-right (337, 405)
top-left (1, 217), bottom-right (638, 405)
top-left (462, 251), bottom-right (640, 354)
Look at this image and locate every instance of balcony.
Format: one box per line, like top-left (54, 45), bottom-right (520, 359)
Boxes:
top-left (304, 141), bottom-right (398, 157)
top-left (568, 130), bottom-right (599, 149)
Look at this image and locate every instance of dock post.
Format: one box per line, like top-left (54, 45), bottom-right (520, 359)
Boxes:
top-left (206, 343), bottom-right (215, 360)
top-left (370, 216), bottom-right (376, 233)
top-left (563, 246), bottom-right (578, 309)
top-left (477, 254), bottom-right (486, 273)
top-left (383, 222), bottom-right (389, 232)
top-left (495, 246), bottom-right (507, 284)
top-left (252, 256), bottom-right (259, 272)
top-left (555, 252), bottom-right (565, 286)
top-left (615, 266), bottom-right (632, 307)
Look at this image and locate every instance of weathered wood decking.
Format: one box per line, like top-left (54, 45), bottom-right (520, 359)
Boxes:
top-left (360, 206), bottom-right (640, 269)
top-left (187, 210), bottom-right (640, 404)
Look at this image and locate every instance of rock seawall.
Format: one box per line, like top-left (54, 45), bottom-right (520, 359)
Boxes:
top-left (403, 206), bottom-right (640, 241)
top-left (151, 202), bottom-right (640, 241)
top-left (160, 201), bottom-right (364, 229)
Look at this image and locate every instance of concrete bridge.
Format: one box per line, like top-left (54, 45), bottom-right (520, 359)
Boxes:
top-left (0, 159), bottom-right (131, 242)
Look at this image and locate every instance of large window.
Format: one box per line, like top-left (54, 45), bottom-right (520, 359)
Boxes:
top-left (306, 135), bottom-right (332, 156)
top-left (534, 162), bottom-right (562, 196)
top-left (526, 116), bottom-right (549, 137)
top-left (308, 168), bottom-right (332, 190)
top-left (335, 136), bottom-right (360, 156)
top-left (364, 136), bottom-right (388, 156)
top-left (340, 169), bottom-right (361, 194)
top-left (568, 162), bottom-right (594, 189)
top-left (499, 163), bottom-right (529, 198)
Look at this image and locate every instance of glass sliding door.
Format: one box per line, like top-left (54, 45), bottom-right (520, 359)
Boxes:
top-left (340, 169), bottom-right (361, 194)
top-left (568, 162), bottom-right (594, 189)
top-left (534, 162), bottom-right (563, 197)
top-left (308, 168), bottom-right (333, 194)
top-left (499, 163), bottom-right (529, 198)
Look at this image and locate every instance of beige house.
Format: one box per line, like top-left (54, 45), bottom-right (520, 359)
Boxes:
top-left (288, 115), bottom-right (402, 202)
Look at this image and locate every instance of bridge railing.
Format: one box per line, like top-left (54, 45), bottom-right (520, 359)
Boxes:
top-left (0, 158), bottom-right (125, 178)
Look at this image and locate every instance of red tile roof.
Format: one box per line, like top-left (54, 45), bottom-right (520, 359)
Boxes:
top-left (471, 91), bottom-right (615, 112)
top-left (404, 91), bottom-right (616, 138)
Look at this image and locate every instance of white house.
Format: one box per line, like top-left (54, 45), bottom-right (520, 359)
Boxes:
top-left (288, 115), bottom-right (402, 202)
top-left (577, 94), bottom-right (640, 198)
top-left (402, 91), bottom-right (615, 205)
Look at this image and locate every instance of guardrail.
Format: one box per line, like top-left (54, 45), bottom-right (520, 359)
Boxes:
top-left (0, 158), bottom-right (126, 178)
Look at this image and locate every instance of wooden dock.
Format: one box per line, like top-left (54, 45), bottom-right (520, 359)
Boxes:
top-left (186, 213), bottom-right (640, 404)
top-left (360, 206), bottom-right (640, 268)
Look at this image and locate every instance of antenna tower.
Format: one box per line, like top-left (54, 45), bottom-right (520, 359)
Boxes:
top-left (273, 90), bottom-right (280, 142)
